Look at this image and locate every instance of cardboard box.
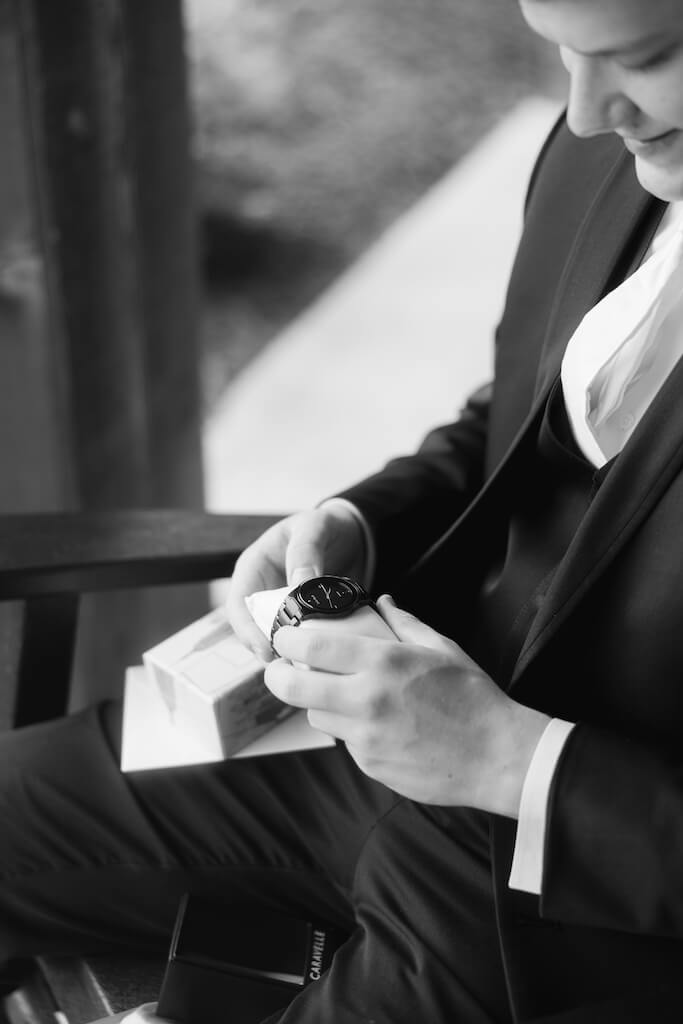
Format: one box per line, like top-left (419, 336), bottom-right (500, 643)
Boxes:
top-left (143, 607), bottom-right (293, 757)
top-left (120, 667), bottom-right (334, 773)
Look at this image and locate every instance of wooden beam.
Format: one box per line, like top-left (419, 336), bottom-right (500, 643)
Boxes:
top-left (121, 0), bottom-right (204, 507)
top-left (18, 0), bottom-right (151, 506)
top-left (4, 0), bottom-right (207, 706)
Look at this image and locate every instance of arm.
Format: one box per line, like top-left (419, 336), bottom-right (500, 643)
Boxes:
top-left (541, 725), bottom-right (683, 937)
top-left (333, 119), bottom-right (573, 589)
top-left (228, 382), bottom-right (491, 655)
top-left (337, 382), bottom-right (491, 591)
top-left (229, 116), bottom-right (568, 646)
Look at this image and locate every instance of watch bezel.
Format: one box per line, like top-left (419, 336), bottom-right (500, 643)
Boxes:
top-left (295, 575), bottom-right (360, 614)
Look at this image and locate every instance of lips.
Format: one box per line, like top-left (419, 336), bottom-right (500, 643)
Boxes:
top-left (622, 129), bottom-right (678, 154)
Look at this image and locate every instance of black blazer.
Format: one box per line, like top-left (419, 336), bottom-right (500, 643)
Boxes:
top-left (341, 116), bottom-right (683, 1020)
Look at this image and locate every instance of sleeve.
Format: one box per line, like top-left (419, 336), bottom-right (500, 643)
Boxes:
top-left (335, 381), bottom-right (491, 592)
top-left (317, 497), bottom-right (376, 589)
top-left (328, 115), bottom-right (572, 594)
top-left (508, 718), bottom-right (576, 894)
top-left (540, 724), bottom-right (683, 937)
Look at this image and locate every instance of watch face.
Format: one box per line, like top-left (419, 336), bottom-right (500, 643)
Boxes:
top-left (297, 576), bottom-right (357, 614)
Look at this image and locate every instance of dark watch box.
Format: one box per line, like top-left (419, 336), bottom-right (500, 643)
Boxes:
top-left (156, 894), bottom-right (348, 1024)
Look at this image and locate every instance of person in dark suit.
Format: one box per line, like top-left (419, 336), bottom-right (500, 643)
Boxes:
top-left (224, 0), bottom-right (683, 1018)
top-left (4, 0), bottom-right (683, 1021)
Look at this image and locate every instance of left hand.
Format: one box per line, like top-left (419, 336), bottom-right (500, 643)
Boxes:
top-left (265, 596), bottom-right (550, 817)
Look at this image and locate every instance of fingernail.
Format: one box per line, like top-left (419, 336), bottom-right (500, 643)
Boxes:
top-left (379, 593), bottom-right (396, 606)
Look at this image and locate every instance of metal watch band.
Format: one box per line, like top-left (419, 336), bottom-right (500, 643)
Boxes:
top-left (270, 595), bottom-right (303, 651)
top-left (269, 577), bottom-right (372, 654)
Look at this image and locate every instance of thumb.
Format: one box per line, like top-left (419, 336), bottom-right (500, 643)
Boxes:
top-left (289, 564), bottom-right (321, 587)
top-left (375, 595), bottom-right (453, 652)
top-left (285, 515), bottom-right (325, 586)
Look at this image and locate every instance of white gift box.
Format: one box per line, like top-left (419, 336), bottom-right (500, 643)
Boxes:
top-left (142, 606), bottom-right (293, 758)
top-left (120, 667), bottom-right (334, 773)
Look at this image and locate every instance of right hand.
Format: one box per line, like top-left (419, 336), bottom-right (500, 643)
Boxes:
top-left (227, 504), bottom-right (368, 661)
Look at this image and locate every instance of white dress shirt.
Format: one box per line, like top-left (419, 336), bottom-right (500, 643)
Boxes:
top-left (325, 199), bottom-right (683, 896)
top-left (562, 201), bottom-right (683, 466)
top-left (511, 198), bottom-right (683, 892)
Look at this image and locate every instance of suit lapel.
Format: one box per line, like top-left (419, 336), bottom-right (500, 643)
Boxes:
top-left (411, 148), bottom-right (661, 594)
top-left (509, 178), bottom-right (672, 686)
top-left (533, 150), bottom-right (663, 398)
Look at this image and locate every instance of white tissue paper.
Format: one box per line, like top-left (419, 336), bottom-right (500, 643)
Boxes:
top-left (246, 585), bottom-right (397, 645)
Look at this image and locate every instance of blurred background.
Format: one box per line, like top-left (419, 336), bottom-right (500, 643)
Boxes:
top-left (0, 0), bottom-right (564, 511)
top-left (0, 0), bottom-right (565, 702)
top-left (188, 0), bottom-right (562, 410)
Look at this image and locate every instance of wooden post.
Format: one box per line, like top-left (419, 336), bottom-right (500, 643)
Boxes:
top-left (121, 0), bottom-right (204, 508)
top-left (18, 0), bottom-right (152, 507)
top-left (0, 0), bottom-right (207, 711)
top-left (0, 0), bottom-right (72, 513)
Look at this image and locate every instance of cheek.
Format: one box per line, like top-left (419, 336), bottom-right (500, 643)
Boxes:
top-left (649, 94), bottom-right (683, 129)
top-left (635, 69), bottom-right (683, 130)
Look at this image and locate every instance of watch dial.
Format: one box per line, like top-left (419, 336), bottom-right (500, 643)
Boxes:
top-left (298, 577), bottom-right (356, 613)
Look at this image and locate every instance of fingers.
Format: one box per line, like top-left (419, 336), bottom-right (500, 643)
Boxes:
top-left (265, 657), bottom-right (354, 713)
top-left (285, 511), bottom-right (326, 586)
top-left (226, 516), bottom-right (296, 658)
top-left (228, 589), bottom-right (273, 663)
top-left (235, 610), bottom-right (274, 663)
top-left (272, 624), bottom-right (393, 674)
top-left (226, 507), bottom-right (366, 660)
top-left (284, 504), bottom-right (367, 586)
top-left (375, 595), bottom-right (457, 654)
top-left (229, 617), bottom-right (273, 663)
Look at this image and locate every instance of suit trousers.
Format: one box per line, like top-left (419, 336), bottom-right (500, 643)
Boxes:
top-left (0, 702), bottom-right (512, 1023)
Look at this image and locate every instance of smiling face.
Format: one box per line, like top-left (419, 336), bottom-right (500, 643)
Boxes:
top-left (520, 0), bottom-right (683, 200)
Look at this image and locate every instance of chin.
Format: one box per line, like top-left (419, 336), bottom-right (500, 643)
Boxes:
top-left (634, 157), bottom-right (683, 202)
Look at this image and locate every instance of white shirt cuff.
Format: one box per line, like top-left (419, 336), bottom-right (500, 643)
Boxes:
top-left (508, 717), bottom-right (576, 895)
top-left (318, 498), bottom-right (376, 590)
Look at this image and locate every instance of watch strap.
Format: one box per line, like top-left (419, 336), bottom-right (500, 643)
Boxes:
top-left (269, 577), bottom-right (373, 654)
top-left (270, 595), bottom-right (303, 650)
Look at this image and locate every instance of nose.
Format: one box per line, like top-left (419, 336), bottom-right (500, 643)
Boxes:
top-left (562, 48), bottom-right (638, 139)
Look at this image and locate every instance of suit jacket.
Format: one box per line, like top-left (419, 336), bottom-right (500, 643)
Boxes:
top-left (340, 115), bottom-right (683, 1020)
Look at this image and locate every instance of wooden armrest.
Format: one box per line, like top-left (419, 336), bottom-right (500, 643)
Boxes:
top-left (0, 510), bottom-right (284, 599)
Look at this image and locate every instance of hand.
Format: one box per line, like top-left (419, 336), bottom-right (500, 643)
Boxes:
top-left (265, 596), bottom-right (550, 817)
top-left (227, 504), bottom-right (367, 661)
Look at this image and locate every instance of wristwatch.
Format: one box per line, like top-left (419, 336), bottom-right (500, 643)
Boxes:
top-left (270, 575), bottom-right (373, 652)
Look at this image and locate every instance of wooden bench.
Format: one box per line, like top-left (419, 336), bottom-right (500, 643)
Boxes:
top-left (1, 509), bottom-right (281, 1024)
